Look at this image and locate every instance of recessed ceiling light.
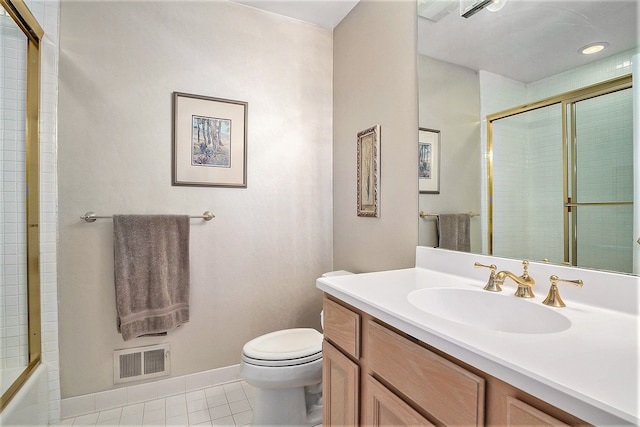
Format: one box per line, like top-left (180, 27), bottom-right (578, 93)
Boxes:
top-left (580, 42), bottom-right (609, 55)
top-left (487, 0), bottom-right (507, 12)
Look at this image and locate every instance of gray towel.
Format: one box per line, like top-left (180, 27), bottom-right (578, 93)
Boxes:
top-left (437, 214), bottom-right (471, 252)
top-left (113, 215), bottom-right (190, 341)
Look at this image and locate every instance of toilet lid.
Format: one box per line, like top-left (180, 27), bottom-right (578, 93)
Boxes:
top-left (242, 328), bottom-right (322, 361)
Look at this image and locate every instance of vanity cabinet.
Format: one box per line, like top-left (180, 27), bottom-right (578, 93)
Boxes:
top-left (322, 297), bottom-right (361, 426)
top-left (322, 295), bottom-right (590, 427)
top-left (363, 376), bottom-right (434, 426)
top-left (367, 320), bottom-right (485, 426)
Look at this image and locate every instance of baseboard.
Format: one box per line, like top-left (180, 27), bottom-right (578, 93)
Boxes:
top-left (60, 364), bottom-right (241, 419)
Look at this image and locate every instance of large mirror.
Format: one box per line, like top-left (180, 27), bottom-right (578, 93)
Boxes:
top-left (417, 0), bottom-right (639, 274)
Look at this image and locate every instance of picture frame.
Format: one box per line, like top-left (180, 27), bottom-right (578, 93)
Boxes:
top-left (418, 127), bottom-right (440, 194)
top-left (172, 92), bottom-right (248, 187)
top-left (357, 125), bottom-right (381, 217)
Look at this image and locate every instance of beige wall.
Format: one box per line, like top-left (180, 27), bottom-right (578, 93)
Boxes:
top-left (333, 0), bottom-right (419, 273)
top-left (57, 1), bottom-right (333, 398)
top-left (417, 55), bottom-right (482, 252)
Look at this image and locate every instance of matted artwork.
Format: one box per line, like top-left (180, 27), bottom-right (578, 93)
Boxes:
top-left (173, 92), bottom-right (248, 187)
top-left (419, 128), bottom-right (440, 194)
top-left (357, 125), bottom-right (381, 217)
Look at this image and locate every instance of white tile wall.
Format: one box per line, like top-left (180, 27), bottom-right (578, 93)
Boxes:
top-left (1, 3), bottom-right (29, 377)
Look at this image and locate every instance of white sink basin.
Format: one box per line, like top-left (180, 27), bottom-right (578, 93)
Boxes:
top-left (407, 288), bottom-right (571, 334)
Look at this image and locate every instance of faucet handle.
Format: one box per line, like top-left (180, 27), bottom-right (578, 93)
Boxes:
top-left (521, 260), bottom-right (530, 277)
top-left (542, 275), bottom-right (584, 307)
top-left (474, 262), bottom-right (501, 292)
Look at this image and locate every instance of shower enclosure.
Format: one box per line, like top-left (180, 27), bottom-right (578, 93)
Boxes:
top-left (488, 75), bottom-right (635, 274)
top-left (0, 0), bottom-right (42, 410)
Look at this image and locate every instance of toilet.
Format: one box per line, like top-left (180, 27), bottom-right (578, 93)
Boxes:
top-left (240, 270), bottom-right (353, 426)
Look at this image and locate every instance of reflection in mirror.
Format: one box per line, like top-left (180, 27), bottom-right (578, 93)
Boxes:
top-left (417, 55), bottom-right (482, 253)
top-left (491, 104), bottom-right (563, 265)
top-left (417, 0), bottom-right (639, 274)
top-left (418, 128), bottom-right (440, 194)
top-left (489, 76), bottom-right (633, 273)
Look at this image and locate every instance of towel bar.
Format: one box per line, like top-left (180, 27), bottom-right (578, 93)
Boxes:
top-left (81, 211), bottom-right (215, 223)
top-left (419, 211), bottom-right (479, 219)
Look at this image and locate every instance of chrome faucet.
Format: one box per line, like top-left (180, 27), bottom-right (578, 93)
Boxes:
top-left (495, 260), bottom-right (535, 298)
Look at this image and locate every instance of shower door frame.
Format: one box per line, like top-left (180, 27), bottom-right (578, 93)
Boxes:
top-left (0, 0), bottom-right (43, 411)
top-left (487, 74), bottom-right (633, 268)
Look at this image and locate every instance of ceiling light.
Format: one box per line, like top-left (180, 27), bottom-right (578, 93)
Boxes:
top-left (486, 0), bottom-right (507, 12)
top-left (580, 42), bottom-right (609, 55)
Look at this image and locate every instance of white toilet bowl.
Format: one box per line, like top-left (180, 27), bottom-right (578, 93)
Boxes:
top-left (240, 328), bottom-right (323, 426)
top-left (240, 270), bottom-right (353, 426)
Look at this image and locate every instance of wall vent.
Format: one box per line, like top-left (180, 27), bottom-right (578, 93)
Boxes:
top-left (114, 343), bottom-right (170, 384)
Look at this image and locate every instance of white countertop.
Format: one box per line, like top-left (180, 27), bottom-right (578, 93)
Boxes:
top-left (317, 247), bottom-right (639, 426)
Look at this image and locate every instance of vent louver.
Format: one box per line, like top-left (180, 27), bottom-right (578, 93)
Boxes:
top-left (119, 352), bottom-right (142, 379)
top-left (114, 344), bottom-right (170, 384)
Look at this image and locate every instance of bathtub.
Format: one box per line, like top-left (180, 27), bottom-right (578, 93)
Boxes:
top-left (0, 364), bottom-right (49, 426)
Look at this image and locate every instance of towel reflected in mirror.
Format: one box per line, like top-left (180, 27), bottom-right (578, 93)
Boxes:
top-left (436, 213), bottom-right (471, 252)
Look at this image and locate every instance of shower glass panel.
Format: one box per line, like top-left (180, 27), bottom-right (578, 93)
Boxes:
top-left (491, 104), bottom-right (564, 263)
top-left (0, 3), bottom-right (29, 394)
top-left (572, 205), bottom-right (633, 273)
top-left (570, 88), bottom-right (634, 273)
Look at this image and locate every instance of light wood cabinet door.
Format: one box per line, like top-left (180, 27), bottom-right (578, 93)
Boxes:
top-left (323, 297), bottom-right (360, 358)
top-left (506, 397), bottom-right (571, 426)
top-left (368, 320), bottom-right (485, 426)
top-left (363, 376), bottom-right (435, 426)
top-left (323, 340), bottom-right (359, 426)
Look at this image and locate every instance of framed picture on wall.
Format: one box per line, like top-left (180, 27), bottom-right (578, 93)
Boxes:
top-left (357, 125), bottom-right (381, 217)
top-left (172, 92), bottom-right (248, 187)
top-left (419, 128), bottom-right (440, 194)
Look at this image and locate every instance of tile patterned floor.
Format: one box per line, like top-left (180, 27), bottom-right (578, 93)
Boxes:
top-left (57, 381), bottom-right (257, 426)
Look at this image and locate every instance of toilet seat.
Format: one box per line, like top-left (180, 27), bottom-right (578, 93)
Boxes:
top-left (242, 328), bottom-right (322, 367)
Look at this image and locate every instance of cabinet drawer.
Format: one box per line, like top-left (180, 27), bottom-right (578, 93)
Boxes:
top-left (323, 297), bottom-right (360, 359)
top-left (368, 320), bottom-right (485, 426)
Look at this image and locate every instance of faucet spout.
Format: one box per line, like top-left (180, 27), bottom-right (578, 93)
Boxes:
top-left (494, 260), bottom-right (535, 298)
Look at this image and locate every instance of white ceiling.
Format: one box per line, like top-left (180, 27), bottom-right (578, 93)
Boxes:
top-left (229, 0), bottom-right (638, 83)
top-left (229, 0), bottom-right (359, 29)
top-left (418, 0), bottom-right (639, 83)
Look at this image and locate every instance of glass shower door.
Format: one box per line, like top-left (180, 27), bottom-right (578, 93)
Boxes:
top-left (1, 2), bottom-right (30, 395)
top-left (491, 104), bottom-right (564, 263)
top-left (568, 87), bottom-right (634, 273)
top-left (0, 0), bottom-right (42, 410)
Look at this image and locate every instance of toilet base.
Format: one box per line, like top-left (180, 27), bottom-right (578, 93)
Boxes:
top-left (251, 385), bottom-right (322, 426)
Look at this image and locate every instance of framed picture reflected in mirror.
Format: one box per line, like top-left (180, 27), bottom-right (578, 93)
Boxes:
top-left (419, 128), bottom-right (440, 194)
